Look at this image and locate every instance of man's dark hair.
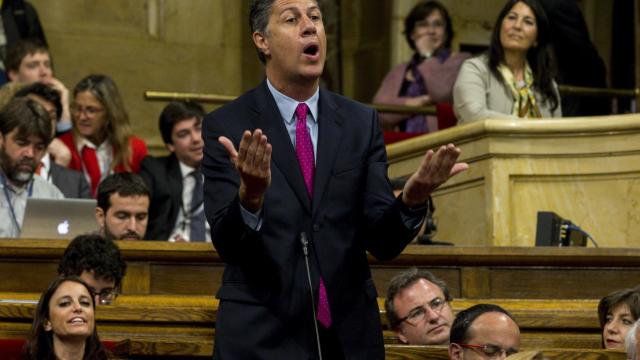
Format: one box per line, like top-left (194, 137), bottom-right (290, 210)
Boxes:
top-left (158, 100), bottom-right (205, 145)
top-left (14, 82), bottom-right (63, 120)
top-left (5, 38), bottom-right (49, 74)
top-left (249, 0), bottom-right (322, 64)
top-left (385, 267), bottom-right (452, 330)
top-left (0, 97), bottom-right (52, 144)
top-left (249, 0), bottom-right (276, 64)
top-left (450, 304), bottom-right (516, 344)
top-left (404, 0), bottom-right (454, 51)
top-left (96, 173), bottom-right (150, 213)
top-left (57, 234), bottom-right (127, 288)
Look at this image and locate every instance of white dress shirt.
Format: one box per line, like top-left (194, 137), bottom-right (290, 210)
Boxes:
top-left (0, 173), bottom-right (64, 238)
top-left (168, 161), bottom-right (210, 243)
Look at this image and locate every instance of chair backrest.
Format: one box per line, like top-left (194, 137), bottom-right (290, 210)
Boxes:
top-left (436, 102), bottom-right (457, 130)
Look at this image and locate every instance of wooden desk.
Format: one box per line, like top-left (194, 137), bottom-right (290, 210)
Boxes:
top-left (0, 293), bottom-right (605, 354)
top-left (384, 346), bottom-right (626, 360)
top-left (2, 240), bottom-right (640, 299)
top-left (386, 114), bottom-right (640, 246)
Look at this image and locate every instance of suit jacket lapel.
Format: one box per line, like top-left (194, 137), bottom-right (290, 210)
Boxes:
top-left (252, 81), bottom-right (311, 212)
top-left (312, 89), bottom-right (343, 214)
top-left (167, 154), bottom-right (183, 218)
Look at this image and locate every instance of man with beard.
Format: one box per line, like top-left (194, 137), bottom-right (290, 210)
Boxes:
top-left (95, 172), bottom-right (150, 241)
top-left (0, 97), bottom-right (62, 238)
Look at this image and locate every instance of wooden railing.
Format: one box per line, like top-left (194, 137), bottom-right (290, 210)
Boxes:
top-left (144, 85), bottom-right (640, 115)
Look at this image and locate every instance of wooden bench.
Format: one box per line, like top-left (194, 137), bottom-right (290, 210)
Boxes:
top-left (384, 345), bottom-right (626, 360)
top-left (0, 293), bottom-right (606, 356)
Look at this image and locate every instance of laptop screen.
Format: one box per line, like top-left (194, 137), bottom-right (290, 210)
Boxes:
top-left (20, 198), bottom-right (98, 239)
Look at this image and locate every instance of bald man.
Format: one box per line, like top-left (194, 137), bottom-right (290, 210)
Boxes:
top-left (448, 304), bottom-right (520, 360)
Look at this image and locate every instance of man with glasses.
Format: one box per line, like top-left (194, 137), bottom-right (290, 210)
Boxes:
top-left (58, 233), bottom-right (127, 305)
top-left (385, 267), bottom-right (454, 345)
top-left (448, 304), bottom-right (520, 360)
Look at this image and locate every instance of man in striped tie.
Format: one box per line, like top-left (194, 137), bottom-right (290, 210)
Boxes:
top-left (204, 1), bottom-right (468, 359)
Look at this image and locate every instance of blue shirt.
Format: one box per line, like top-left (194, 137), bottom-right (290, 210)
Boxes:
top-left (241, 80), bottom-right (321, 229)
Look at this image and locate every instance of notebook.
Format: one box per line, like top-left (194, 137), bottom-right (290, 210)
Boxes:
top-left (20, 198), bottom-right (98, 239)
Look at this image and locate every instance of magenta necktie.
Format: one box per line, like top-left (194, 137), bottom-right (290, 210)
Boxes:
top-left (295, 103), bottom-right (332, 328)
top-left (295, 103), bottom-right (314, 197)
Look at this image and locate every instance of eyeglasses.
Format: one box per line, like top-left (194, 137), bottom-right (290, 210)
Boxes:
top-left (93, 288), bottom-right (119, 305)
top-left (456, 343), bottom-right (518, 358)
top-left (71, 104), bottom-right (104, 117)
top-left (415, 19), bottom-right (445, 29)
top-left (398, 297), bottom-right (448, 326)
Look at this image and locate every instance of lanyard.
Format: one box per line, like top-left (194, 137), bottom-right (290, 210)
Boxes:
top-left (1, 173), bottom-right (34, 234)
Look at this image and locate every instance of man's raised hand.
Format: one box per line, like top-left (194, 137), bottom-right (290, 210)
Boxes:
top-left (219, 129), bottom-right (272, 212)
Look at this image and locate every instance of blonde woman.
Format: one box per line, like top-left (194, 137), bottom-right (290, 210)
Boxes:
top-left (59, 75), bottom-right (147, 196)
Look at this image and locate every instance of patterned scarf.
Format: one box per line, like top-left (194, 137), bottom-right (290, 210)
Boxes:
top-left (498, 62), bottom-right (541, 118)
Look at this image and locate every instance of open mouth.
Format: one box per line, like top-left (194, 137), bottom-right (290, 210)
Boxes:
top-left (69, 317), bottom-right (87, 324)
top-left (303, 44), bottom-right (319, 56)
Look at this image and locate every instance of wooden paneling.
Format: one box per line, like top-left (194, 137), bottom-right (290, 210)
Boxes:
top-left (386, 114), bottom-right (640, 246)
top-left (0, 294), bottom-right (613, 357)
top-left (3, 240), bottom-right (640, 300)
top-left (384, 346), bottom-right (626, 360)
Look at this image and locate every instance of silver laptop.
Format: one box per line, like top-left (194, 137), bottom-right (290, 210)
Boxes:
top-left (20, 198), bottom-right (98, 239)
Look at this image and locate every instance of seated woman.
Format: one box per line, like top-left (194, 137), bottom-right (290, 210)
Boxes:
top-left (598, 287), bottom-right (640, 350)
top-left (24, 277), bottom-right (110, 360)
top-left (373, 0), bottom-right (470, 133)
top-left (59, 74), bottom-right (148, 197)
top-left (453, 0), bottom-right (561, 123)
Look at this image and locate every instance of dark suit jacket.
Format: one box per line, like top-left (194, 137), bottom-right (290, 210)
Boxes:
top-left (50, 163), bottom-right (91, 199)
top-left (139, 154), bottom-right (183, 241)
top-left (203, 81), bottom-right (423, 359)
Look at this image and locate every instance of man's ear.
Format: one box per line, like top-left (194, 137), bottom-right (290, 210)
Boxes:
top-left (448, 343), bottom-right (463, 360)
top-left (396, 330), bottom-right (409, 344)
top-left (253, 31), bottom-right (270, 59)
top-left (0, 132), bottom-right (4, 148)
top-left (166, 142), bottom-right (175, 153)
top-left (7, 70), bottom-right (18, 82)
top-left (95, 207), bottom-right (105, 228)
top-left (43, 319), bottom-right (52, 332)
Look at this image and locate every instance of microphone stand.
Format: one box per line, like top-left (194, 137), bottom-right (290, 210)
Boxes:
top-left (300, 232), bottom-right (323, 360)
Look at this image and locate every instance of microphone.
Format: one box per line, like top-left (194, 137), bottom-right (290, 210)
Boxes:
top-left (300, 232), bottom-right (323, 360)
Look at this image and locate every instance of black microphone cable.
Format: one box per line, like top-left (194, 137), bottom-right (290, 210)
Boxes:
top-left (300, 232), bottom-right (323, 360)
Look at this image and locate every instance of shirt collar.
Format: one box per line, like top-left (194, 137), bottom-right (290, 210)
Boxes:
top-left (75, 135), bottom-right (109, 151)
top-left (178, 161), bottom-right (196, 179)
top-left (40, 153), bottom-right (51, 174)
top-left (266, 79), bottom-right (319, 125)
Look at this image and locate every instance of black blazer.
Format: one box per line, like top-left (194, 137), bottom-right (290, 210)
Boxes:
top-left (139, 154), bottom-right (183, 241)
top-left (203, 81), bottom-right (422, 359)
top-left (50, 163), bottom-right (90, 199)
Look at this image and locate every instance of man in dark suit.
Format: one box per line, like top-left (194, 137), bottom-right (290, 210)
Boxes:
top-left (203, 1), bottom-right (467, 359)
top-left (140, 101), bottom-right (207, 241)
top-left (14, 82), bottom-right (90, 198)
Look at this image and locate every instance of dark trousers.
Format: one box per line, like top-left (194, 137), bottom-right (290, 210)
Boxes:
top-left (317, 324), bottom-right (345, 360)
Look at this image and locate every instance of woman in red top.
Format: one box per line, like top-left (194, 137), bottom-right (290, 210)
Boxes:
top-left (59, 75), bottom-right (147, 196)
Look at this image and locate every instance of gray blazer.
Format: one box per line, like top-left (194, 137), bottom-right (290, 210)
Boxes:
top-left (453, 54), bottom-right (562, 124)
top-left (50, 163), bottom-right (91, 199)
